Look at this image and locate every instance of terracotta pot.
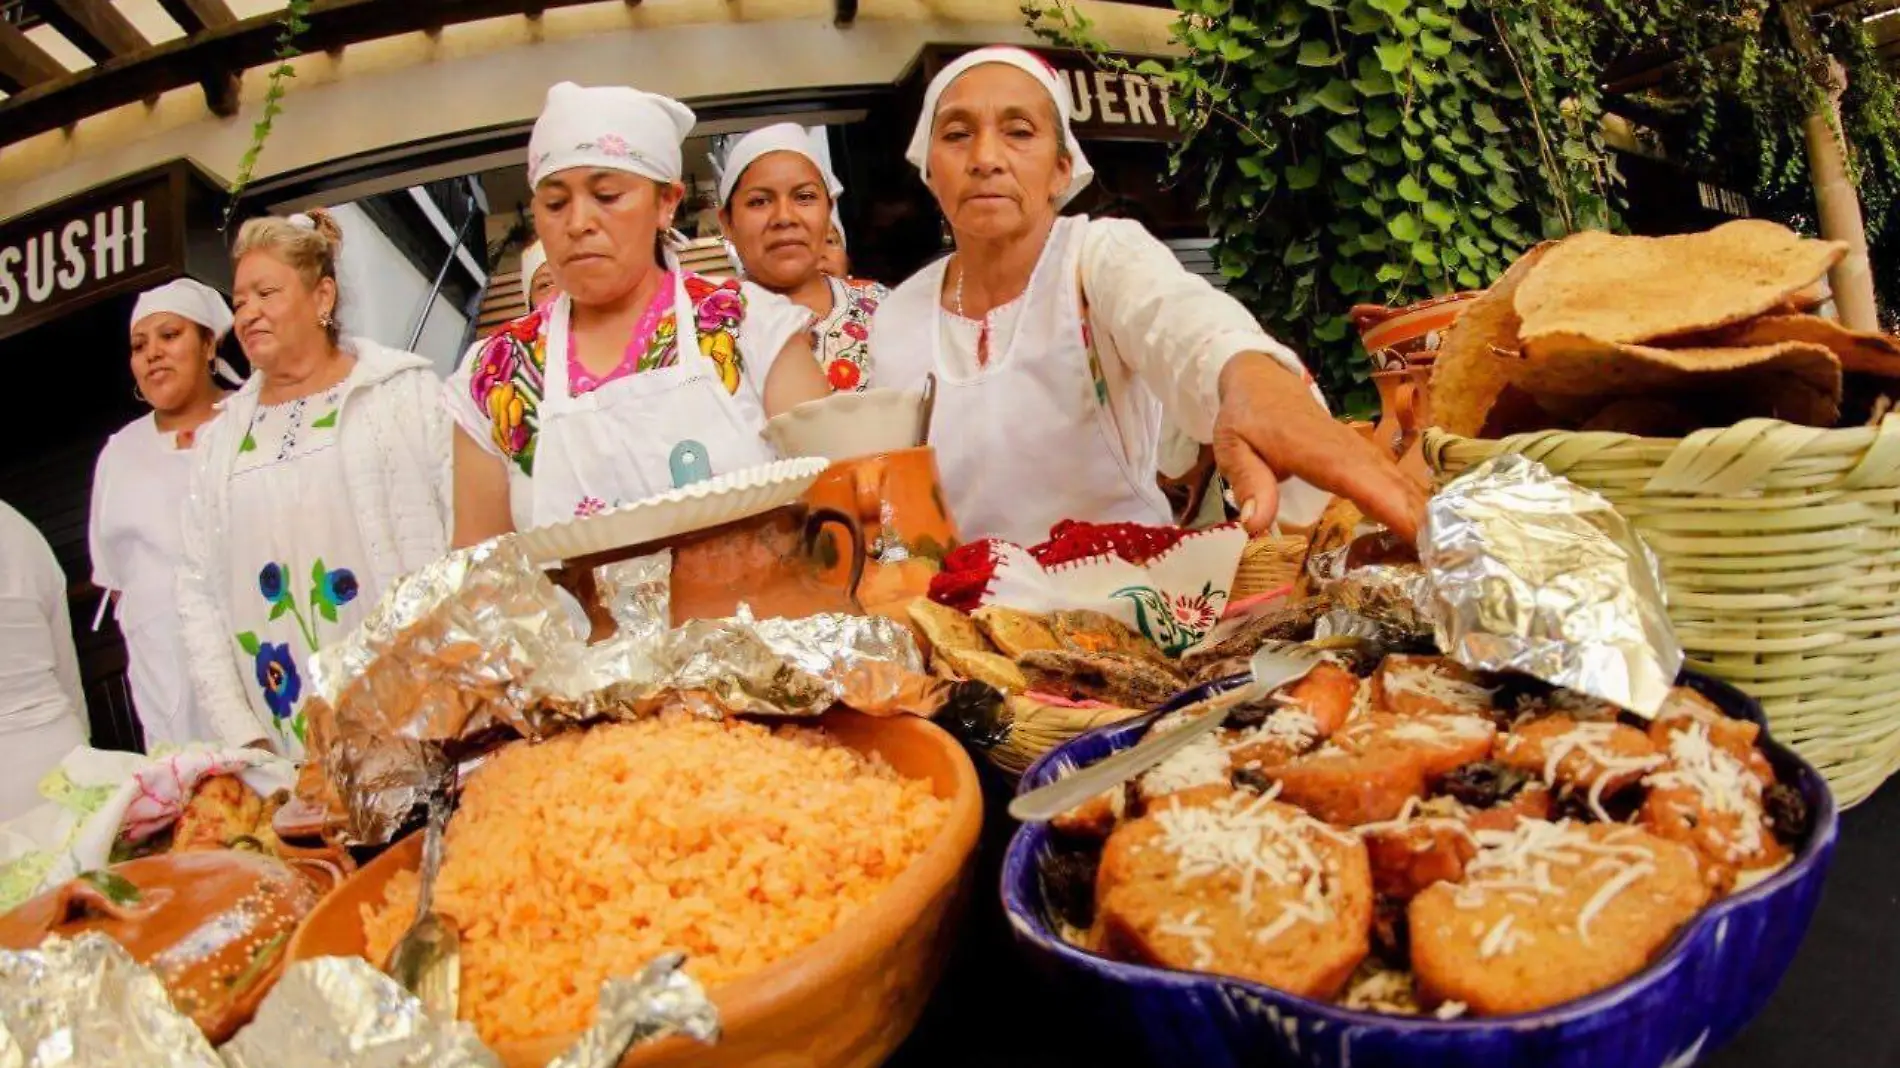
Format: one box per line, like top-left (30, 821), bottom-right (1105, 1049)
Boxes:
top-left (0, 850), bottom-right (344, 1043)
top-left (1352, 293), bottom-right (1481, 485)
top-left (804, 447), bottom-right (960, 618)
top-left (551, 503), bottom-right (870, 638)
top-left (285, 711), bottom-right (984, 1068)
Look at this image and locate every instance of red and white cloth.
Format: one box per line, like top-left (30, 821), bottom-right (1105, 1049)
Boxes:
top-left (929, 520), bottom-right (1247, 657)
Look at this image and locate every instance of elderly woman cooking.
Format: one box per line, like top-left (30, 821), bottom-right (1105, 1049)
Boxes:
top-left (719, 124), bottom-right (888, 392)
top-left (867, 47), bottom-right (1425, 545)
top-left (177, 209), bottom-right (451, 755)
top-left (89, 279), bottom-right (234, 749)
top-left (448, 84), bottom-right (830, 545)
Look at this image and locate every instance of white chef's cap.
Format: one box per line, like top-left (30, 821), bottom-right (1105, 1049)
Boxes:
top-left (718, 123), bottom-right (844, 208)
top-left (528, 82), bottom-right (697, 188)
top-left (519, 241), bottom-right (548, 311)
top-left (905, 46), bottom-right (1094, 207)
top-left (130, 278), bottom-right (233, 338)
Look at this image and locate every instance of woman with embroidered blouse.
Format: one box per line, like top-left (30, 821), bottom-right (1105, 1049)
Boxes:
top-left (175, 209), bottom-right (451, 756)
top-left (447, 83), bottom-right (831, 546)
top-left (718, 124), bottom-right (888, 393)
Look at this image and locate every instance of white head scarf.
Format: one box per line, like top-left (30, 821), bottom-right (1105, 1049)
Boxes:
top-left (519, 241), bottom-right (548, 311)
top-left (131, 278), bottom-right (232, 338)
top-left (129, 278), bottom-right (240, 385)
top-left (718, 123), bottom-right (844, 207)
top-left (905, 45), bottom-right (1095, 208)
top-left (528, 82), bottom-right (697, 188)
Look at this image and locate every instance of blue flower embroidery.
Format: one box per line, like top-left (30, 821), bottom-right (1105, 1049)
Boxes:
top-left (258, 562), bottom-right (287, 603)
top-left (253, 642), bottom-right (302, 720)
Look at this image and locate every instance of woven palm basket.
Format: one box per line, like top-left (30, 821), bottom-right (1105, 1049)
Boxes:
top-left (1233, 534), bottom-right (1308, 602)
top-left (1425, 418), bottom-right (1900, 808)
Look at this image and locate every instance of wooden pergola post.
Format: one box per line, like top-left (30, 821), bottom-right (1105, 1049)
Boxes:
top-left (1803, 57), bottom-right (1880, 329)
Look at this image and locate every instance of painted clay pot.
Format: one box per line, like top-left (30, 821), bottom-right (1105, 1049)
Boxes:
top-left (0, 850), bottom-right (346, 1043)
top-left (551, 504), bottom-right (869, 638)
top-left (803, 447), bottom-right (960, 619)
top-left (1352, 293), bottom-right (1481, 482)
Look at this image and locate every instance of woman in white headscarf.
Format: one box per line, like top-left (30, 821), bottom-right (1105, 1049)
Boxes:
top-left (448, 84), bottom-right (830, 545)
top-left (719, 124), bottom-right (888, 392)
top-left (520, 240), bottom-right (558, 312)
top-left (89, 279), bottom-right (234, 749)
top-left (868, 46), bottom-right (1425, 546)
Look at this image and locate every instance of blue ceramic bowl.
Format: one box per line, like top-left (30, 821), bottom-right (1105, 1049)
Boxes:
top-left (1002, 671), bottom-right (1838, 1068)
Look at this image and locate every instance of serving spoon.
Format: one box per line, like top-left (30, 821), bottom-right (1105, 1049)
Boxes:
top-left (385, 770), bottom-right (461, 1018)
top-left (1008, 643), bottom-right (1322, 822)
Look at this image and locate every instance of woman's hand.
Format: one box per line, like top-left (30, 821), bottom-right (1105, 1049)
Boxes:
top-left (452, 428), bottom-right (516, 549)
top-left (1213, 353), bottom-right (1429, 542)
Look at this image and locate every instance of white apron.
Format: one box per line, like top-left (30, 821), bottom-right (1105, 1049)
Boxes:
top-left (89, 416), bottom-right (213, 749)
top-left (871, 216), bottom-right (1172, 546)
top-left (532, 272), bottom-right (775, 525)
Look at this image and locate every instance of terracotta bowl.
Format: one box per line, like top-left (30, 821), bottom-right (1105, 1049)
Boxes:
top-left (285, 712), bottom-right (983, 1068)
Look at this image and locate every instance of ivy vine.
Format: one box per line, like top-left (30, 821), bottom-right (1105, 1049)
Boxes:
top-left (222, 0), bottom-right (314, 229)
top-left (1025, 0), bottom-right (1582, 412)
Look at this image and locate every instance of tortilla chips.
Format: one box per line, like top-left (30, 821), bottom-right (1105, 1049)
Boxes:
top-left (1427, 220), bottom-right (1880, 439)
top-left (1514, 221), bottom-right (1850, 347)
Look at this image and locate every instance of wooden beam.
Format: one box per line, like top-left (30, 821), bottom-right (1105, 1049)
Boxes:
top-left (155, 0), bottom-right (236, 34)
top-left (0, 19), bottom-right (63, 94)
top-left (31, 0), bottom-right (147, 63)
top-left (0, 0), bottom-right (611, 146)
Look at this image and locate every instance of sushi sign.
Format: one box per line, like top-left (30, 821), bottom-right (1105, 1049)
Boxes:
top-left (0, 162), bottom-right (213, 342)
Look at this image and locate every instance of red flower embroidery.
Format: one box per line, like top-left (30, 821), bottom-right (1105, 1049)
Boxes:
top-left (827, 359), bottom-right (863, 392)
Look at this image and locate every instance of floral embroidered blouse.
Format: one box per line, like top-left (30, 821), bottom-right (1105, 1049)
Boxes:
top-left (446, 272), bottom-right (791, 482)
top-left (810, 275), bottom-right (888, 393)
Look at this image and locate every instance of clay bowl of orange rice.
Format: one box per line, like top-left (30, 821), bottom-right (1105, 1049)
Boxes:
top-left (285, 708), bottom-right (982, 1068)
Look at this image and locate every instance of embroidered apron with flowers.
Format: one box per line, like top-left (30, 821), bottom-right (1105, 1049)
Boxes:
top-left (532, 268), bottom-right (776, 525)
top-left (871, 216), bottom-right (1172, 547)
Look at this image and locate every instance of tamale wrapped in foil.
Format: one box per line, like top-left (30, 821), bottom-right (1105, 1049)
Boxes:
top-left (1419, 454), bottom-right (1682, 717)
top-left (548, 953), bottom-right (720, 1068)
top-left (0, 933), bottom-right (220, 1068)
top-left (219, 958), bottom-right (497, 1068)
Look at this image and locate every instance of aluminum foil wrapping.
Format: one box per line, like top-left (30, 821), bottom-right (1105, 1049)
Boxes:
top-left (595, 553), bottom-right (672, 649)
top-left (219, 957), bottom-right (497, 1068)
top-left (0, 933), bottom-right (221, 1068)
top-left (535, 608), bottom-right (940, 721)
top-left (1419, 454), bottom-right (1683, 717)
top-left (548, 953), bottom-right (720, 1068)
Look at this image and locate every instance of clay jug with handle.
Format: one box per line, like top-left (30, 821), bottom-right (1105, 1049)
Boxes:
top-left (1352, 293), bottom-right (1480, 482)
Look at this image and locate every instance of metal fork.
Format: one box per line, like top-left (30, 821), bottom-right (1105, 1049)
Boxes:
top-left (1008, 643), bottom-right (1322, 822)
top-left (385, 770), bottom-right (461, 1017)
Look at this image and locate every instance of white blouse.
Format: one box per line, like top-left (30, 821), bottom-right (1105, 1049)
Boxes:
top-left (931, 218), bottom-right (1329, 526)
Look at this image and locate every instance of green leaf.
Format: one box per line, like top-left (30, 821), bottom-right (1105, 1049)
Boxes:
top-left (269, 600), bottom-right (289, 622)
top-left (1282, 96), bottom-right (1322, 118)
top-left (1431, 134), bottom-right (1456, 155)
top-left (311, 408), bottom-right (338, 429)
top-left (1428, 163), bottom-right (1459, 189)
top-left (1376, 262), bottom-right (1408, 283)
top-left (1416, 8), bottom-right (1451, 29)
top-left (319, 599), bottom-right (338, 624)
top-left (1219, 37), bottom-right (1255, 62)
top-left (1400, 139), bottom-right (1426, 162)
top-left (1342, 0), bottom-right (1386, 34)
top-left (1374, 42), bottom-right (1412, 73)
top-left (1283, 241), bottom-right (1320, 267)
top-left (1398, 174), bottom-right (1428, 202)
top-left (1456, 268), bottom-right (1483, 288)
top-left (311, 558), bottom-right (326, 585)
top-left (238, 433), bottom-right (257, 454)
top-left (1449, 20), bottom-right (1482, 43)
top-left (1237, 155), bottom-right (1267, 180)
top-left (1422, 200), bottom-right (1457, 229)
top-left (1342, 160), bottom-right (1377, 186)
top-left (1313, 316), bottom-right (1351, 342)
top-left (1136, 60), bottom-right (1168, 76)
top-left (1352, 70), bottom-right (1395, 97)
top-left (1287, 155), bottom-right (1324, 190)
top-left (1480, 146), bottom-right (1511, 170)
top-left (1388, 212), bottom-right (1423, 242)
top-left (1314, 79), bottom-right (1360, 115)
top-left (1368, 0), bottom-right (1407, 15)
top-left (237, 631), bottom-right (261, 657)
top-left (1418, 29), bottom-right (1452, 57)
top-left (1298, 39), bottom-right (1343, 67)
top-left (1255, 63), bottom-right (1301, 93)
top-left (1329, 261), bottom-right (1365, 291)
top-left (1456, 154), bottom-right (1487, 177)
top-left (1412, 242), bottom-right (1441, 267)
top-left (1365, 105), bottom-right (1402, 137)
top-left (1369, 143), bottom-right (1403, 167)
top-left (79, 870), bottom-right (142, 906)
top-left (1471, 102), bottom-right (1509, 134)
top-left (1326, 122), bottom-right (1367, 156)
top-left (1456, 236), bottom-right (1483, 261)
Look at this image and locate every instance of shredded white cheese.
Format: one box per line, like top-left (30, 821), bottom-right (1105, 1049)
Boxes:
top-left (1434, 1000), bottom-right (1470, 1020)
top-left (1150, 793), bottom-right (1349, 944)
top-left (1156, 910), bottom-right (1217, 969)
top-left (1139, 731), bottom-right (1231, 798)
top-left (1383, 664), bottom-right (1496, 709)
top-left (1644, 721), bottom-right (1769, 862)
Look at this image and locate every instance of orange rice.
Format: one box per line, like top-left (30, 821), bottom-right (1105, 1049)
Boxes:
top-left (361, 713), bottom-right (950, 1045)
